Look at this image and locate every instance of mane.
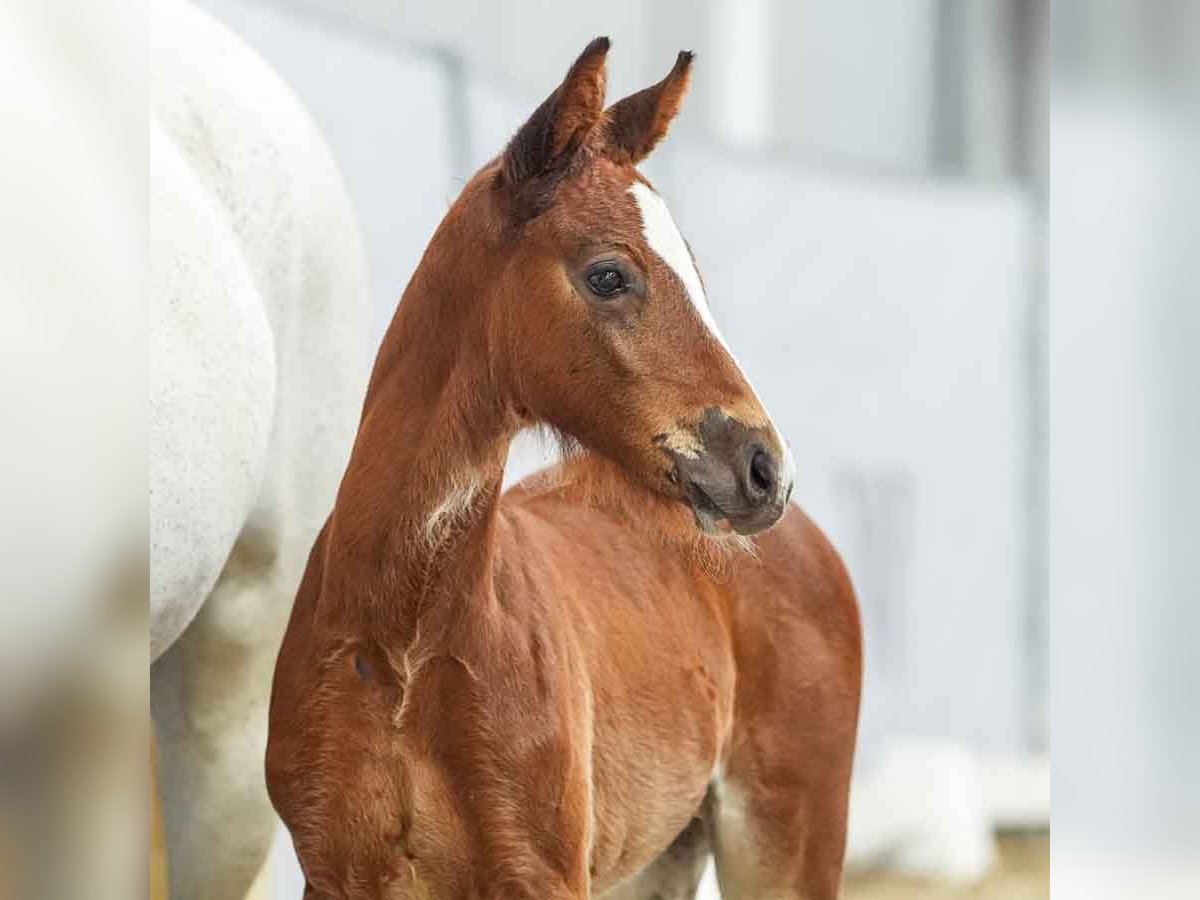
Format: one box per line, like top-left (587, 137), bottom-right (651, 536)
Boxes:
top-left (506, 429), bottom-right (759, 579)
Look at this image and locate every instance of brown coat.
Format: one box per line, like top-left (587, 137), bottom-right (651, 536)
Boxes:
top-left (266, 38), bottom-right (862, 900)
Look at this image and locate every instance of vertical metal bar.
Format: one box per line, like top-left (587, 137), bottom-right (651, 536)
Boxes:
top-left (932, 0), bottom-right (967, 171)
top-left (1013, 0), bottom-right (1049, 755)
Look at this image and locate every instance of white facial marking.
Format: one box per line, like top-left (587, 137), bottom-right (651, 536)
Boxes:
top-left (629, 181), bottom-right (730, 352)
top-left (660, 428), bottom-right (704, 460)
top-left (629, 181), bottom-right (796, 486)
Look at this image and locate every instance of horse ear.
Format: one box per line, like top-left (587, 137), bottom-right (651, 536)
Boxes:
top-left (603, 51), bottom-right (693, 165)
top-left (502, 37), bottom-right (610, 189)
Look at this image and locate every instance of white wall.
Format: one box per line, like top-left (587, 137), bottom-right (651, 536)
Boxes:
top-left (776, 0), bottom-right (937, 168)
top-left (1049, 99), bottom-right (1200, 855)
top-left (244, 0), bottom-right (950, 168)
top-left (669, 149), bottom-right (1032, 758)
top-left (201, 0), bottom-right (455, 339)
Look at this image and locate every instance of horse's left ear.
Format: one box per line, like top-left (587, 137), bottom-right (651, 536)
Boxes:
top-left (603, 51), bottom-right (694, 165)
top-left (502, 37), bottom-right (610, 190)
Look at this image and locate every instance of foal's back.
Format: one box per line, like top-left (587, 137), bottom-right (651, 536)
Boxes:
top-left (496, 477), bottom-right (862, 896)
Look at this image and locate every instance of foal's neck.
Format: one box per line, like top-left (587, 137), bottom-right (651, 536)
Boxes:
top-left (323, 225), bottom-right (516, 619)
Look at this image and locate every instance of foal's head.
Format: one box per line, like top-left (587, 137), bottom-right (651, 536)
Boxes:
top-left (465, 38), bottom-right (793, 535)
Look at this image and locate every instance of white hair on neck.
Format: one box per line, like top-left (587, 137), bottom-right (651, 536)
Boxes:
top-left (422, 477), bottom-right (483, 546)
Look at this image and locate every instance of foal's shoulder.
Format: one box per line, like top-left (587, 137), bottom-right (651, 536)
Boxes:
top-left (757, 504), bottom-right (843, 573)
top-left (745, 504), bottom-right (859, 629)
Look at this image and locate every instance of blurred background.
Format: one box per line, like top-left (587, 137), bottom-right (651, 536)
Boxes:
top-left (177, 0), bottom-right (1196, 896)
top-left (3, 0), bottom-right (1196, 896)
top-left (191, 0), bottom-right (1045, 896)
top-left (182, 0), bottom-right (1200, 897)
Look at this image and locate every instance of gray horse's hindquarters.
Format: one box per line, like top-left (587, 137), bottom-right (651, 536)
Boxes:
top-left (149, 1), bottom-right (370, 899)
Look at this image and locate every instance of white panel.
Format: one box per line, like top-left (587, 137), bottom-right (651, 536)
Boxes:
top-left (669, 146), bottom-right (1032, 755)
top-left (199, 0), bottom-right (455, 343)
top-left (778, 0), bottom-right (937, 169)
top-left (1049, 99), bottom-right (1200, 852)
top-left (708, 0), bottom-right (773, 146)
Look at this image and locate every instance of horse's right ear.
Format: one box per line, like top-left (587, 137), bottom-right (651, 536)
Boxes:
top-left (501, 37), bottom-right (610, 192)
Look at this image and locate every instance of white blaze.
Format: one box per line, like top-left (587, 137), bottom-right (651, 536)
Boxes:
top-left (629, 181), bottom-right (795, 485)
top-left (629, 180), bottom-right (729, 352)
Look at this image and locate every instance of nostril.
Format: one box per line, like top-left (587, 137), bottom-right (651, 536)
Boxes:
top-left (748, 448), bottom-right (776, 499)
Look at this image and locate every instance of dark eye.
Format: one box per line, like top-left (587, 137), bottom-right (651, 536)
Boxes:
top-left (586, 264), bottom-right (626, 298)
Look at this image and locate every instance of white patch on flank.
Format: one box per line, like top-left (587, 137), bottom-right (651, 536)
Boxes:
top-left (629, 181), bottom-right (796, 481)
top-left (710, 775), bottom-right (774, 897)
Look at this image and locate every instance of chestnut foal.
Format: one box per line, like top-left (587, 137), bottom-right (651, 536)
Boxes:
top-left (267, 39), bottom-right (861, 900)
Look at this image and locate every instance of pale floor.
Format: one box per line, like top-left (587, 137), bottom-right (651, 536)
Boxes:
top-left (159, 834), bottom-right (1053, 900)
top-left (236, 833), bottom-right (1050, 900)
top-left (843, 833), bottom-right (1051, 900)
top-left (152, 740), bottom-right (1047, 900)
